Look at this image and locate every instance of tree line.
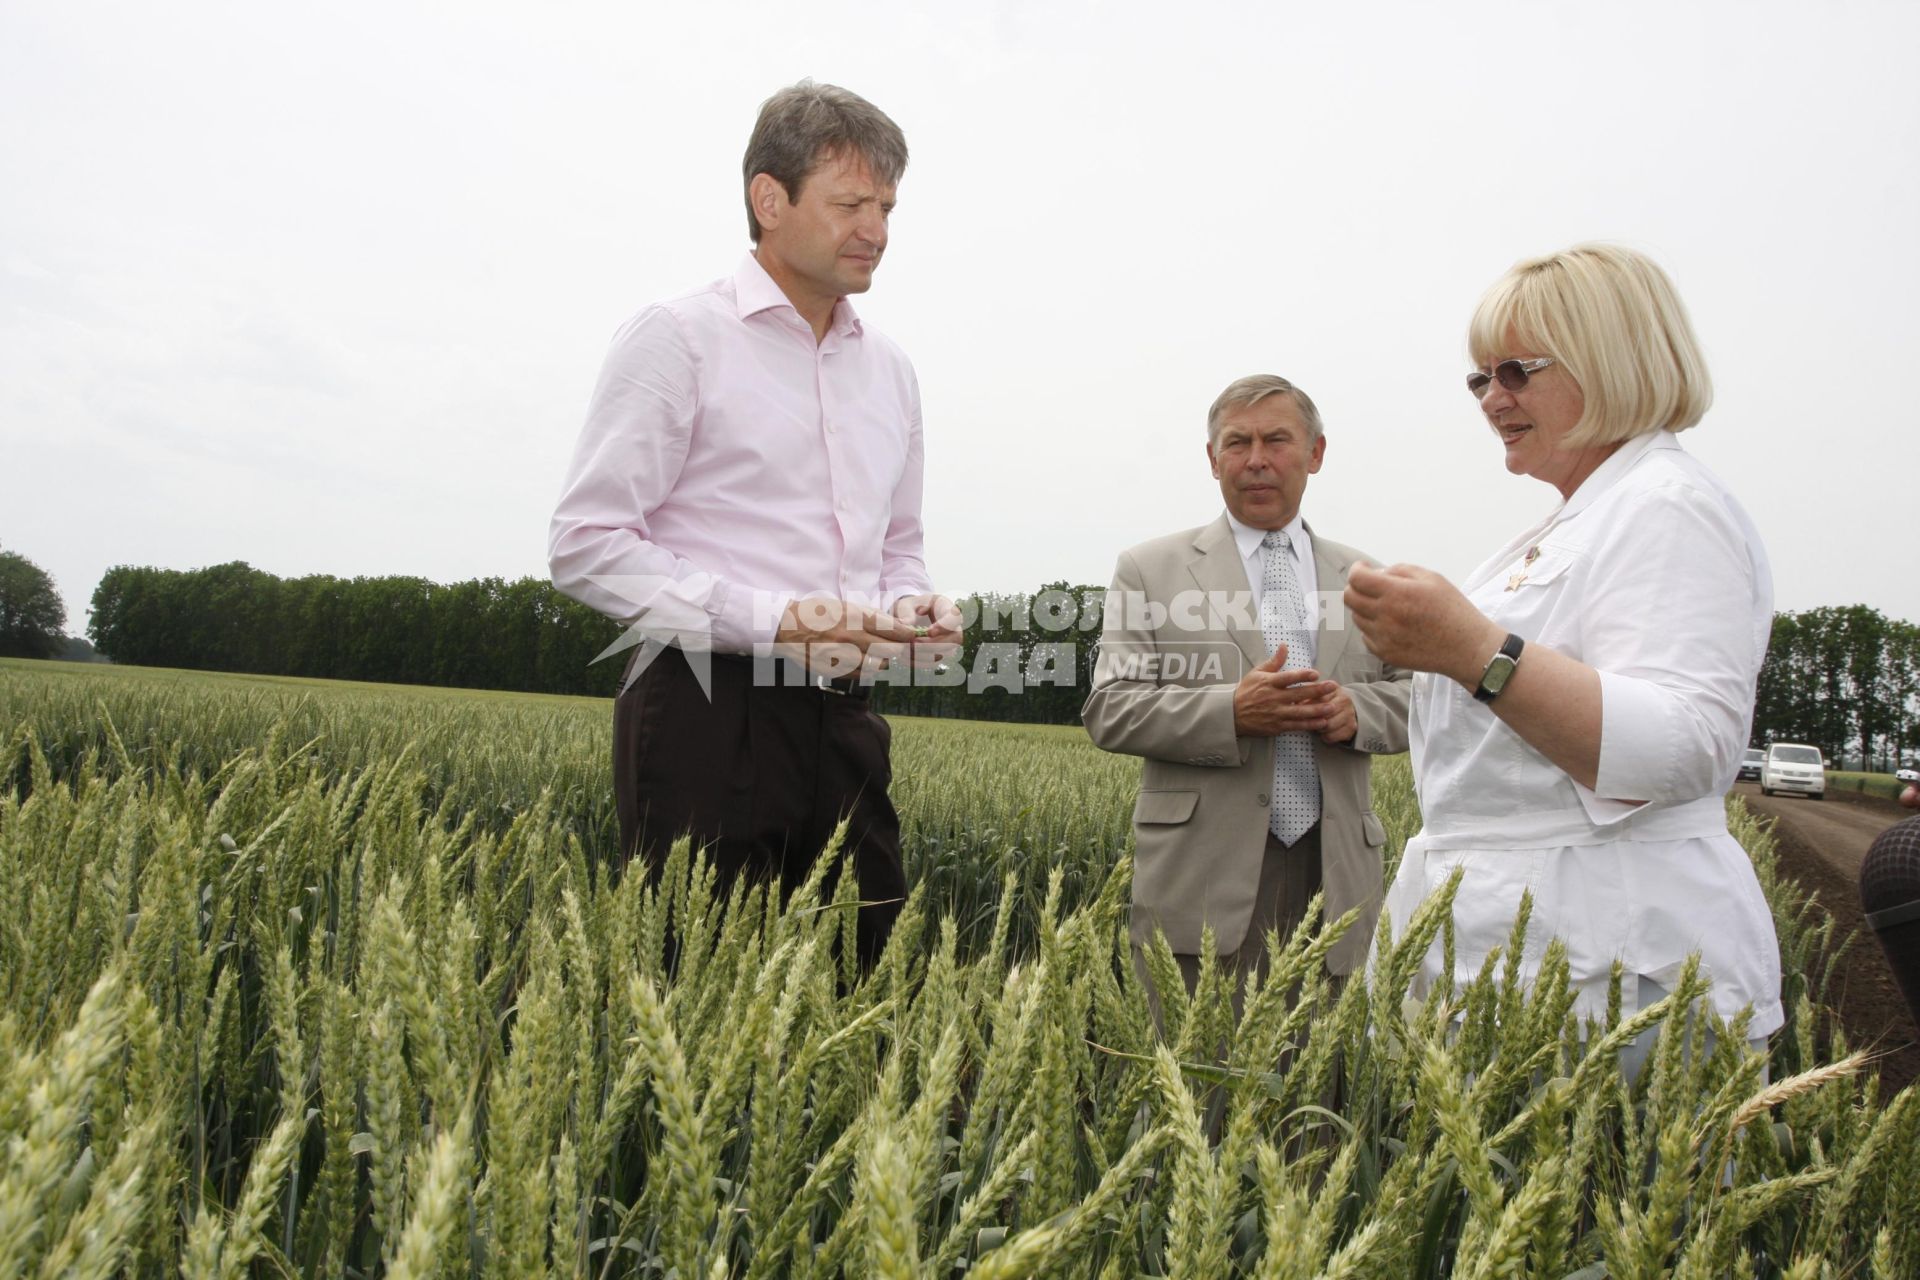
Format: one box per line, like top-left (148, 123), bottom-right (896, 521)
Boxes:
top-left (88, 563), bottom-right (631, 697)
top-left (1753, 604), bottom-right (1920, 770)
top-left (51, 561), bottom-right (1920, 759)
top-left (81, 562), bottom-right (1113, 721)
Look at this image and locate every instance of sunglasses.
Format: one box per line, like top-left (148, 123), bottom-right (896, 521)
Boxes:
top-left (1466, 356), bottom-right (1555, 399)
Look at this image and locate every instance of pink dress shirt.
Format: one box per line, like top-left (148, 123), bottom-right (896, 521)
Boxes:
top-left (549, 254), bottom-right (932, 652)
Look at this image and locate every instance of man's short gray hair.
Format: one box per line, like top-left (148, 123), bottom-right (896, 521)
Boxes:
top-left (1206, 374), bottom-right (1324, 445)
top-left (742, 80), bottom-right (909, 243)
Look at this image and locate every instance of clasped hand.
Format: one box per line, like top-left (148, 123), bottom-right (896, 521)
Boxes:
top-left (1233, 644), bottom-right (1357, 744)
top-left (775, 592), bottom-right (964, 678)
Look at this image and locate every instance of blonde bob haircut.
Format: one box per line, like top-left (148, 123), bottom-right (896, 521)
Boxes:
top-left (1468, 243), bottom-right (1712, 448)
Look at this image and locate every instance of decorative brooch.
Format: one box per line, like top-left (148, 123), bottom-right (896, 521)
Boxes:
top-left (1505, 545), bottom-right (1543, 592)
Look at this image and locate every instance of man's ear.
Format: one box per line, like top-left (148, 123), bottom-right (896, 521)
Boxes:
top-left (1307, 432), bottom-right (1326, 474)
top-left (749, 172), bottom-right (787, 238)
top-left (1206, 441), bottom-right (1221, 479)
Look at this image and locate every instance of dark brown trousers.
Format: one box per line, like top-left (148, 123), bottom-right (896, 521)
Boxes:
top-left (613, 646), bottom-right (906, 966)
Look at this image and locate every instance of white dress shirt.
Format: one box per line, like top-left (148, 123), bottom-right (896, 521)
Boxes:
top-left (1224, 510), bottom-right (1319, 662)
top-left (548, 254), bottom-right (932, 652)
top-left (1378, 431), bottom-right (1783, 1034)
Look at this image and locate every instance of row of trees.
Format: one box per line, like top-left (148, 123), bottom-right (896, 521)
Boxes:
top-left (82, 562), bottom-right (1115, 720)
top-left (1752, 605), bottom-right (1920, 770)
top-left (60, 562), bottom-right (1920, 755)
top-left (89, 563), bottom-right (632, 696)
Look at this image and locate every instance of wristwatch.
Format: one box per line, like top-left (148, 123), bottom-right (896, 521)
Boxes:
top-left (1472, 633), bottom-right (1525, 703)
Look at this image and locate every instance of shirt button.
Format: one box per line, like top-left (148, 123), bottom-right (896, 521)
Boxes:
top-left (825, 422), bottom-right (836, 434)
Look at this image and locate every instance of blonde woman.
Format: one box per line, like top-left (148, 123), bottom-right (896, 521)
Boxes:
top-left (1346, 244), bottom-right (1780, 1071)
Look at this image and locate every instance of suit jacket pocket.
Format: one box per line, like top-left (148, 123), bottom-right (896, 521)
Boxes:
top-left (1362, 812), bottom-right (1387, 847)
top-left (1134, 790), bottom-right (1200, 825)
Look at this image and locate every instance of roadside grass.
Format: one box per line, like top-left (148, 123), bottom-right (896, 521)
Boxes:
top-left (1826, 770), bottom-right (1908, 801)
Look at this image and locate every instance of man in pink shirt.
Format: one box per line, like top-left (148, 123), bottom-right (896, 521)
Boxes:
top-left (549, 81), bottom-right (959, 964)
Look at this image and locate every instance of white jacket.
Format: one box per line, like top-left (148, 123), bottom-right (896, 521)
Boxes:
top-left (1380, 430), bottom-right (1783, 1034)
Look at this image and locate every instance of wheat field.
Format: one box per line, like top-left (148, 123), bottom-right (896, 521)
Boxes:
top-left (1, 658), bottom-right (1914, 1278)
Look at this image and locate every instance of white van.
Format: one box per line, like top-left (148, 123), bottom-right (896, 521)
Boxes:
top-left (1760, 743), bottom-right (1825, 799)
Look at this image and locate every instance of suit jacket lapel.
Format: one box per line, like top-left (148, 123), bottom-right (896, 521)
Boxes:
top-left (1308, 525), bottom-right (1355, 675)
top-left (1185, 515), bottom-right (1267, 674)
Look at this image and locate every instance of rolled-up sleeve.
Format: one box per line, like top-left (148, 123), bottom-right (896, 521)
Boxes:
top-left (1582, 482), bottom-right (1759, 806)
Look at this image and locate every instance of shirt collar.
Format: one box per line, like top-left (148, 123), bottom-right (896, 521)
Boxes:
top-left (1554, 430), bottom-right (1677, 522)
top-left (1225, 509), bottom-right (1309, 564)
top-left (732, 253), bottom-right (864, 338)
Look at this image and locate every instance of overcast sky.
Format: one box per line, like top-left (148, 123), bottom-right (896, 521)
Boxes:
top-left (5, 0), bottom-right (1917, 644)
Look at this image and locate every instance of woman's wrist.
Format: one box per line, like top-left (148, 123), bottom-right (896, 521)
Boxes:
top-left (1451, 621), bottom-right (1513, 690)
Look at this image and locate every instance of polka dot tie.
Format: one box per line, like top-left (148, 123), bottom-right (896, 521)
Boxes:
top-left (1261, 529), bottom-right (1319, 846)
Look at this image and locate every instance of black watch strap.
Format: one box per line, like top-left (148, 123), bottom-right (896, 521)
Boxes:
top-left (1473, 633), bottom-right (1526, 703)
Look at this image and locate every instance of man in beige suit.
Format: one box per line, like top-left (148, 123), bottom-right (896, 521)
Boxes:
top-left (1083, 374), bottom-right (1411, 1005)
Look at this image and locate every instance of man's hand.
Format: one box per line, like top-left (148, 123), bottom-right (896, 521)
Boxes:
top-left (1316, 683), bottom-right (1358, 745)
top-left (891, 592), bottom-right (966, 668)
top-left (1345, 561), bottom-right (1504, 685)
top-left (776, 597), bottom-right (923, 678)
top-left (1233, 643), bottom-right (1344, 738)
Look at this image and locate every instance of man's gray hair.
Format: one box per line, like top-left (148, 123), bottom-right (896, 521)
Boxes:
top-left (1206, 374), bottom-right (1324, 445)
top-left (742, 80), bottom-right (909, 243)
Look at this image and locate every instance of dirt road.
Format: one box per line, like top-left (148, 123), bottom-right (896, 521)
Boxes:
top-left (1737, 783), bottom-right (1905, 879)
top-left (1734, 783), bottom-right (1918, 1093)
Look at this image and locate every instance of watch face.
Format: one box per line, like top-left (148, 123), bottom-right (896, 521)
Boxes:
top-left (1481, 654), bottom-right (1517, 696)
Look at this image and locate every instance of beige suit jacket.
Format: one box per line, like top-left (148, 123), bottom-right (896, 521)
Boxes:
top-left (1081, 514), bottom-right (1412, 975)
